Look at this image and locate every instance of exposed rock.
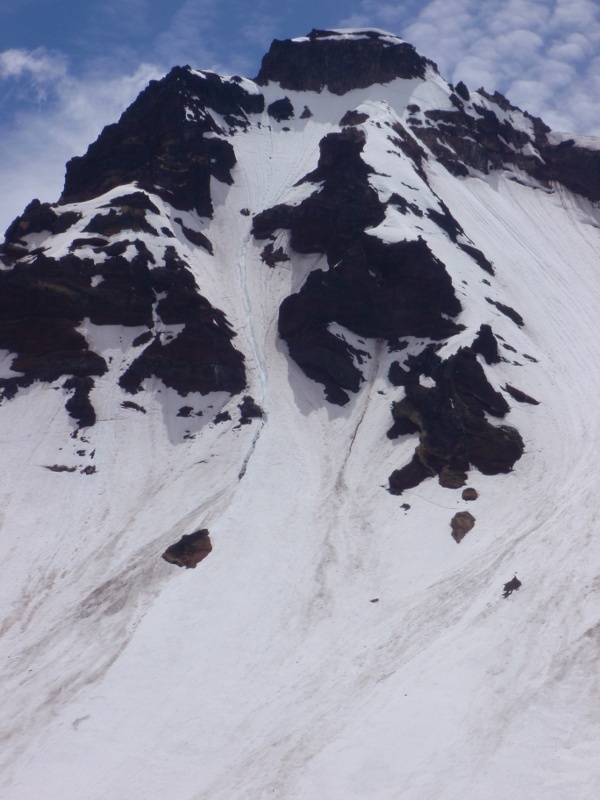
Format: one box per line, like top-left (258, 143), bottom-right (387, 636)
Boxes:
top-left (45, 464), bottom-right (77, 473)
top-left (255, 29), bottom-right (430, 95)
top-left (502, 575), bottom-right (522, 598)
top-left (260, 243), bottom-right (290, 267)
top-left (84, 208), bottom-right (158, 237)
top-left (267, 97), bottom-right (295, 121)
top-left (162, 529), bottom-right (212, 569)
top-left (299, 105), bottom-right (313, 119)
top-left (173, 218), bottom-right (213, 253)
top-left (339, 110), bottom-right (369, 126)
top-left (60, 67), bottom-right (263, 214)
top-left (455, 81), bottom-right (470, 101)
top-left (451, 511), bottom-right (475, 543)
top-left (472, 324), bottom-right (501, 364)
top-left (1, 200), bottom-right (81, 260)
top-left (462, 487), bottom-right (478, 501)
top-left (504, 384), bottom-right (540, 405)
top-left (121, 400), bottom-right (147, 413)
top-left (238, 395), bottom-right (264, 423)
top-left (63, 376), bottom-right (97, 428)
top-left (254, 127), bottom-right (462, 404)
top-left (0, 234), bottom-right (245, 417)
top-left (485, 297), bottom-right (524, 327)
top-left (388, 347), bottom-right (524, 493)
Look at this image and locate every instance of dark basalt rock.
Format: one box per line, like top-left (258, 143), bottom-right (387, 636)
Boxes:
top-left (69, 237), bottom-right (110, 251)
top-left (119, 319), bottom-right (245, 397)
top-left (254, 126), bottom-right (462, 404)
top-left (60, 67), bottom-right (263, 215)
top-left (388, 347), bottom-right (524, 493)
top-left (63, 376), bottom-right (97, 428)
top-left (340, 110), bottom-right (369, 126)
top-left (260, 243), bottom-right (290, 267)
top-left (503, 384), bottom-right (540, 405)
top-left (472, 324), bottom-right (501, 364)
top-left (173, 218), bottom-right (213, 253)
top-left (238, 395), bottom-right (264, 424)
top-left (121, 400), bottom-right (147, 413)
top-left (0, 252), bottom-right (110, 406)
top-left (458, 243), bottom-right (494, 275)
top-left (485, 297), bottom-right (524, 327)
top-left (502, 575), bottom-right (522, 597)
top-left (162, 529), bottom-right (212, 569)
top-left (254, 128), bottom-right (385, 260)
top-left (0, 235), bottom-right (245, 416)
top-left (406, 78), bottom-right (600, 203)
top-left (2, 200), bottom-right (81, 251)
top-left (255, 29), bottom-right (430, 95)
top-left (84, 208), bottom-right (158, 237)
top-left (455, 81), bottom-right (470, 101)
top-left (535, 140), bottom-right (600, 202)
top-left (387, 121), bottom-right (428, 180)
top-left (267, 97), bottom-right (295, 121)
top-left (107, 192), bottom-right (160, 214)
top-left (300, 105), bottom-right (313, 119)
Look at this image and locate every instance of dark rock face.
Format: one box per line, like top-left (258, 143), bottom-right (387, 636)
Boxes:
top-left (472, 324), bottom-right (501, 365)
top-left (2, 200), bottom-right (81, 262)
top-left (406, 82), bottom-right (600, 203)
top-left (503, 575), bottom-right (522, 598)
top-left (388, 348), bottom-right (524, 493)
top-left (485, 297), bottom-right (524, 327)
top-left (536, 141), bottom-right (600, 202)
top-left (255, 29), bottom-right (430, 95)
top-left (63, 376), bottom-right (97, 428)
top-left (340, 110), bottom-right (370, 126)
top-left (253, 127), bottom-right (462, 404)
top-left (503, 384), bottom-right (540, 405)
top-left (267, 97), bottom-right (295, 121)
top-left (162, 529), bottom-right (212, 569)
top-left (238, 395), bottom-right (264, 424)
top-left (60, 67), bottom-right (263, 215)
top-left (0, 229), bottom-right (246, 418)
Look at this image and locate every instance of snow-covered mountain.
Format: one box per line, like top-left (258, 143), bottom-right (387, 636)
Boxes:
top-left (1, 28), bottom-right (599, 799)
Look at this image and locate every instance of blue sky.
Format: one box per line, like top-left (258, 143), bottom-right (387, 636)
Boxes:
top-left (1, 0), bottom-right (599, 231)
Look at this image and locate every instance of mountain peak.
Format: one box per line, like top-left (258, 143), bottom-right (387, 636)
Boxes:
top-left (255, 28), bottom-right (433, 94)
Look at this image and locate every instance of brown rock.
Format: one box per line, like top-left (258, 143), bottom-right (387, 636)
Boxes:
top-left (162, 529), bottom-right (212, 569)
top-left (462, 487), bottom-right (478, 501)
top-left (451, 511), bottom-right (475, 543)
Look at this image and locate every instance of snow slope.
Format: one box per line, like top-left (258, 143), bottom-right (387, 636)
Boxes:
top-left (1, 31), bottom-right (600, 799)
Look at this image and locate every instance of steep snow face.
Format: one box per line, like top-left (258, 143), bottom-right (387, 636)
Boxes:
top-left (1, 29), bottom-right (600, 800)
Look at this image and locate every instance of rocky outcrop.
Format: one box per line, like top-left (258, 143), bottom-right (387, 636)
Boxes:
top-left (60, 68), bottom-right (263, 215)
top-left (255, 29), bottom-right (431, 95)
top-left (388, 347), bottom-right (524, 493)
top-left (0, 230), bottom-right (246, 418)
top-left (253, 127), bottom-right (462, 404)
